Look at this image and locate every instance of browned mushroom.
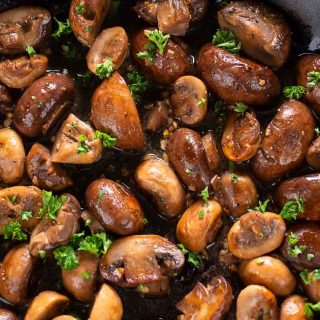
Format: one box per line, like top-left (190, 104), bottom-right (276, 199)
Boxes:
top-left (81, 210), bottom-right (104, 233)
top-left (176, 276), bottom-right (233, 320)
top-left (87, 27), bottom-right (128, 74)
top-left (201, 132), bottom-right (221, 172)
top-left (0, 84), bottom-right (13, 114)
top-left (239, 256), bottom-right (296, 296)
top-left (228, 211), bottom-right (286, 259)
top-left (167, 128), bottom-right (211, 192)
top-left (0, 244), bottom-right (39, 305)
top-left (53, 317), bottom-right (77, 320)
top-left (0, 55), bottom-right (48, 89)
top-left (0, 6), bottom-right (52, 55)
top-left (51, 113), bottom-right (103, 165)
top-left (0, 128), bottom-right (25, 184)
top-left (176, 199), bottom-right (222, 252)
top-left (301, 270), bottom-right (320, 303)
top-left (213, 171), bottom-right (259, 218)
top-left (134, 0), bottom-right (158, 25)
top-left (236, 285), bottom-right (279, 320)
top-left (99, 235), bottom-right (184, 295)
top-left (85, 178), bottom-right (144, 235)
top-left (145, 101), bottom-right (169, 133)
top-left (0, 186), bottom-right (42, 232)
top-left (62, 251), bottom-right (99, 303)
top-left (69, 0), bottom-right (111, 46)
top-left (89, 284), bottom-right (123, 320)
top-left (307, 136), bottom-right (320, 170)
top-left (26, 143), bottom-right (73, 191)
top-left (280, 295), bottom-right (310, 320)
top-left (24, 291), bottom-right (69, 320)
top-left (90, 72), bottom-right (144, 150)
top-left (13, 73), bottom-right (74, 138)
top-left (135, 156), bottom-right (185, 218)
top-left (170, 75), bottom-right (208, 125)
top-left (0, 309), bottom-right (18, 320)
top-left (29, 194), bottom-right (80, 257)
top-left (222, 110), bottom-right (261, 162)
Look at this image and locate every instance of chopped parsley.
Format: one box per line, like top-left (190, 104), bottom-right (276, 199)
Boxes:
top-left (52, 18), bottom-right (72, 39)
top-left (231, 173), bottom-right (238, 182)
top-left (85, 25), bottom-right (91, 32)
top-left (3, 221), bottom-right (27, 241)
top-left (250, 199), bottom-right (270, 213)
top-left (197, 98), bottom-right (207, 107)
top-left (78, 232), bottom-right (112, 256)
top-left (279, 197), bottom-right (304, 221)
top-left (256, 258), bottom-right (264, 265)
top-left (315, 127), bottom-right (320, 136)
top-left (308, 253), bottom-right (315, 261)
top-left (96, 59), bottom-right (113, 79)
top-left (234, 102), bottom-right (248, 116)
top-left (38, 250), bottom-right (46, 259)
top-left (127, 70), bottom-right (149, 102)
top-left (25, 45), bottom-right (36, 56)
top-left (85, 219), bottom-right (92, 227)
top-left (305, 301), bottom-right (320, 318)
top-left (38, 190), bottom-right (67, 220)
top-left (54, 245), bottom-right (79, 270)
top-left (81, 271), bottom-right (90, 280)
top-left (212, 29), bottom-right (241, 53)
top-left (94, 130), bottom-right (117, 148)
top-left (300, 269), bottom-right (311, 284)
top-left (143, 218), bottom-right (148, 225)
top-left (77, 71), bottom-right (92, 85)
top-left (199, 186), bottom-right (209, 203)
top-left (75, 4), bottom-right (84, 14)
top-left (198, 210), bottom-right (204, 218)
top-left (4, 194), bottom-right (17, 204)
top-left (283, 86), bottom-right (306, 100)
top-left (307, 71), bottom-right (320, 88)
top-left (77, 134), bottom-right (90, 154)
top-left (185, 168), bottom-right (192, 175)
top-left (21, 211), bottom-right (32, 221)
top-left (287, 232), bottom-right (299, 246)
top-left (97, 189), bottom-right (105, 205)
top-left (177, 243), bottom-right (202, 269)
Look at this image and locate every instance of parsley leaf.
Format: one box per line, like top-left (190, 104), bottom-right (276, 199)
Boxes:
top-left (77, 134), bottom-right (90, 154)
top-left (52, 17), bottom-right (72, 39)
top-left (300, 269), bottom-right (312, 285)
top-left (38, 190), bottom-right (67, 220)
top-left (77, 71), bottom-right (92, 85)
top-left (307, 71), bottom-right (320, 88)
top-left (38, 250), bottom-right (46, 259)
top-left (54, 245), bottom-right (79, 270)
top-left (4, 195), bottom-right (17, 204)
top-left (25, 45), bottom-right (36, 57)
top-left (3, 221), bottom-right (27, 241)
top-left (177, 243), bottom-right (202, 269)
top-left (287, 232), bottom-right (299, 246)
top-left (197, 98), bottom-right (207, 107)
top-left (69, 231), bottom-right (85, 249)
top-left (212, 29), bottom-right (241, 53)
top-left (198, 210), bottom-right (204, 218)
top-left (78, 232), bottom-right (112, 256)
top-left (21, 211), bottom-right (32, 221)
top-left (315, 127), bottom-right (320, 137)
top-left (94, 130), bottom-right (117, 148)
top-left (96, 59), bottom-right (113, 79)
top-left (288, 244), bottom-right (306, 257)
top-left (280, 197), bottom-right (304, 221)
top-left (199, 186), bottom-right (209, 203)
top-left (256, 258), bottom-right (264, 265)
top-left (234, 102), bottom-right (248, 116)
top-left (75, 4), bottom-right (84, 14)
top-left (283, 86), bottom-right (306, 100)
top-left (81, 271), bottom-right (90, 280)
top-left (305, 301), bottom-right (320, 318)
top-left (127, 70), bottom-right (149, 102)
top-left (250, 200), bottom-right (270, 213)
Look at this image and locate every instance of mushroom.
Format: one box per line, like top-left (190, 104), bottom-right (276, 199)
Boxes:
top-left (29, 194), bottom-right (80, 257)
top-left (0, 244), bottom-right (40, 305)
top-left (236, 285), bottom-right (279, 320)
top-left (176, 276), bottom-right (233, 319)
top-left (87, 27), bottom-right (128, 74)
top-left (0, 55), bottom-right (48, 89)
top-left (85, 178), bottom-right (144, 235)
top-left (89, 284), bottom-right (123, 320)
top-left (0, 84), bottom-right (13, 114)
top-left (62, 251), bottom-right (99, 303)
top-left (69, 0), bottom-right (111, 46)
top-left (0, 6), bottom-right (52, 55)
top-left (239, 256), bottom-right (296, 296)
top-left (227, 211), bottom-right (286, 259)
top-left (0, 128), bottom-right (25, 184)
top-left (81, 210), bottom-right (104, 233)
top-left (0, 186), bottom-right (42, 232)
top-left (280, 295), bottom-right (309, 320)
top-left (176, 199), bottom-right (222, 252)
top-left (99, 235), bottom-right (184, 295)
top-left (51, 113), bottom-right (103, 165)
top-left (307, 136), bottom-right (320, 170)
top-left (24, 291), bottom-right (69, 320)
top-left (301, 270), bottom-right (320, 303)
top-left (53, 317), bottom-right (77, 320)
top-left (201, 132), bottom-right (220, 172)
top-left (26, 143), bottom-right (73, 191)
top-left (0, 309), bottom-right (18, 320)
top-left (145, 101), bottom-right (169, 133)
top-left (170, 75), bottom-right (208, 125)
top-left (135, 156), bottom-right (185, 218)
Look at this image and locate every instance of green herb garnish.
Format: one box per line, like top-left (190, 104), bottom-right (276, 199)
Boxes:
top-left (234, 102), bottom-right (248, 116)
top-left (81, 271), bottom-right (90, 280)
top-left (3, 221), bottom-right (27, 241)
top-left (250, 200), bottom-right (270, 213)
top-left (38, 190), bottom-right (67, 220)
top-left (75, 4), bottom-right (84, 14)
top-left (21, 211), bottom-right (32, 221)
top-left (280, 197), bottom-right (304, 221)
top-left (283, 86), bottom-right (306, 100)
top-left (96, 59), bottom-right (113, 79)
top-left (25, 45), bottom-right (36, 56)
top-left (307, 71), bottom-right (320, 88)
top-left (127, 70), bottom-right (149, 102)
top-left (52, 17), bottom-right (72, 39)
top-left (77, 134), bottom-right (90, 154)
top-left (54, 245), bottom-right (79, 270)
top-left (199, 186), bottom-right (209, 203)
top-left (305, 301), bottom-right (320, 318)
top-left (212, 29), bottom-right (241, 53)
top-left (94, 130), bottom-right (117, 148)
top-left (177, 243), bottom-right (202, 269)
top-left (78, 232), bottom-right (112, 256)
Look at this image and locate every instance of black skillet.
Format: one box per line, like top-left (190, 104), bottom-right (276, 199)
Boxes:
top-left (0, 0), bottom-right (319, 319)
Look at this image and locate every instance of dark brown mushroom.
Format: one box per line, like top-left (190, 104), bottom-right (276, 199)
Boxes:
top-left (0, 244), bottom-right (40, 305)
top-left (69, 0), bottom-right (111, 46)
top-left (0, 55), bottom-right (48, 89)
top-left (201, 132), bottom-right (221, 172)
top-left (29, 194), bottom-right (80, 257)
top-left (26, 143), bottom-right (73, 191)
top-left (307, 136), bottom-right (320, 170)
top-left (176, 276), bottom-right (233, 320)
top-left (301, 270), bottom-right (320, 303)
top-left (145, 101), bottom-right (169, 133)
top-left (85, 178), bottom-right (144, 235)
top-left (80, 210), bottom-right (104, 233)
top-left (24, 291), bottom-right (69, 320)
top-left (99, 235), bottom-right (184, 295)
top-left (13, 72), bottom-right (74, 138)
top-left (0, 84), bottom-right (13, 114)
top-left (280, 295), bottom-right (310, 320)
top-left (0, 309), bottom-right (18, 320)
top-left (0, 6), bottom-right (52, 55)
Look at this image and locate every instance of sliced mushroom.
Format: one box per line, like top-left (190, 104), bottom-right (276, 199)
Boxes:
top-left (0, 309), bottom-right (18, 320)
top-left (239, 256), bottom-right (296, 296)
top-left (167, 128), bottom-right (211, 192)
top-left (27, 143), bottom-right (73, 191)
top-left (62, 251), bottom-right (99, 303)
top-left (99, 235), bottom-right (184, 294)
top-left (236, 285), bottom-right (279, 320)
top-left (280, 295), bottom-right (309, 320)
top-left (170, 75), bottom-right (208, 125)
top-left (89, 284), bottom-right (123, 320)
top-left (0, 186), bottom-right (42, 232)
top-left (87, 27), bottom-right (128, 74)
top-left (213, 171), bottom-right (259, 218)
top-left (0, 244), bottom-right (39, 305)
top-left (227, 211), bottom-right (286, 259)
top-left (51, 113), bottom-right (103, 165)
top-left (176, 276), bottom-right (233, 320)
top-left (0, 84), bottom-right (13, 114)
top-left (90, 72), bottom-right (144, 150)
top-left (201, 132), bottom-right (220, 172)
top-left (69, 0), bottom-right (111, 46)
top-left (0, 128), bottom-right (25, 184)
top-left (134, 0), bottom-right (158, 25)
top-left (222, 110), bottom-right (261, 162)
top-left (307, 136), bottom-right (320, 170)
top-left (24, 291), bottom-right (69, 320)
top-left (81, 210), bottom-right (104, 233)
top-left (85, 178), bottom-right (144, 235)
top-left (301, 270), bottom-right (320, 303)
top-left (0, 55), bottom-right (48, 89)
top-left (145, 101), bottom-right (169, 133)
top-left (13, 73), bottom-right (74, 138)
top-left (176, 199), bottom-right (222, 252)
top-left (135, 156), bottom-right (185, 218)
top-left (29, 194), bottom-right (80, 257)
top-left (0, 6), bottom-right (52, 55)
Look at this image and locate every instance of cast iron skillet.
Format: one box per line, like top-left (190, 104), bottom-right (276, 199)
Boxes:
top-left (0, 0), bottom-right (319, 319)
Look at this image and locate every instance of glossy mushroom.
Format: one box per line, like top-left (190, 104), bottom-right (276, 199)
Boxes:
top-left (0, 309), bottom-right (18, 320)
top-left (145, 101), bottom-right (169, 133)
top-left (280, 295), bottom-right (310, 320)
top-left (201, 132), bottom-right (220, 172)
top-left (0, 84), bottom-right (13, 114)
top-left (301, 270), bottom-right (320, 303)
top-left (306, 136), bottom-right (320, 170)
